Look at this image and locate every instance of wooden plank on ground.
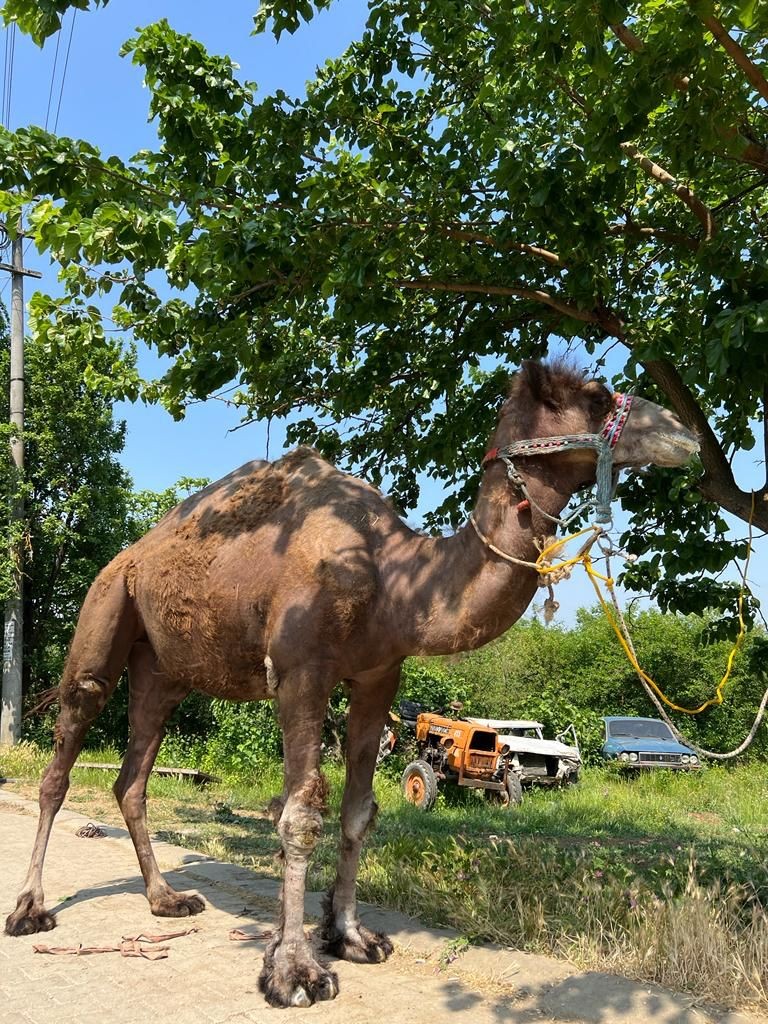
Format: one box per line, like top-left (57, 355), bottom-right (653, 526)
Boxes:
top-left (75, 762), bottom-right (219, 785)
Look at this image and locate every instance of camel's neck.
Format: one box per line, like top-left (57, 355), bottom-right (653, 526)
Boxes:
top-left (395, 450), bottom-right (577, 657)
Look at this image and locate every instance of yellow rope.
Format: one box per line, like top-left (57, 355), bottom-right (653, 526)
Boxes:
top-left (584, 556), bottom-right (746, 715)
top-left (531, 502), bottom-right (754, 717)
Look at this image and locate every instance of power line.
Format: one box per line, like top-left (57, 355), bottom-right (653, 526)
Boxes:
top-left (0, 20), bottom-right (17, 301)
top-left (53, 10), bottom-right (76, 134)
top-left (0, 10), bottom-right (78, 303)
top-left (44, 24), bottom-right (62, 131)
top-left (2, 22), bottom-right (16, 128)
top-left (1, 28), bottom-right (8, 127)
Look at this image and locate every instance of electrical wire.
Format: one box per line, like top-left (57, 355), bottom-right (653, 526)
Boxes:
top-left (44, 24), bottom-right (62, 131)
top-left (2, 22), bottom-right (16, 128)
top-left (1, 28), bottom-right (8, 128)
top-left (0, 9), bottom-right (78, 303)
top-left (53, 10), bottom-right (76, 134)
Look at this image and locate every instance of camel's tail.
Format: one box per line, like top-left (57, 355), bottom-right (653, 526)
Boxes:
top-left (24, 687), bottom-right (60, 719)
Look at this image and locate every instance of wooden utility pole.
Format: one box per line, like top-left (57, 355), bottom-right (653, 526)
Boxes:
top-left (0, 221), bottom-right (41, 746)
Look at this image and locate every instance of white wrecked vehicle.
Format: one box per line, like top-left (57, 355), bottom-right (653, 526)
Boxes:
top-left (469, 719), bottom-right (582, 789)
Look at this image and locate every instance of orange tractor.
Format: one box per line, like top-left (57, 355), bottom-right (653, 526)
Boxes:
top-left (401, 712), bottom-right (522, 810)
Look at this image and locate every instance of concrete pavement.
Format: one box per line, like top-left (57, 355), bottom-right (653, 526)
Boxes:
top-left (0, 788), bottom-right (761, 1024)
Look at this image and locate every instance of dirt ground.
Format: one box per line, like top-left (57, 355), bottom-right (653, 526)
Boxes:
top-left (0, 789), bottom-right (760, 1024)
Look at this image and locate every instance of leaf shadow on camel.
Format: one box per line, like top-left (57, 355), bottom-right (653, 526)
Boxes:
top-left (5, 360), bottom-right (699, 1008)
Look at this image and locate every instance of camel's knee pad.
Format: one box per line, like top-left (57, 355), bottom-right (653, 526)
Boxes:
top-left (277, 771), bottom-right (328, 856)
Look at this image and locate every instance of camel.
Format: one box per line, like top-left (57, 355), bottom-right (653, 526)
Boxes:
top-left (5, 361), bottom-right (698, 1008)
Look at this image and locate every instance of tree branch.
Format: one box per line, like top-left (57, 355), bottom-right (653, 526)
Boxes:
top-left (608, 20), bottom-right (768, 169)
top-left (392, 278), bottom-right (625, 334)
top-left (220, 279), bottom-right (281, 307)
top-left (609, 22), bottom-right (690, 89)
top-left (336, 220), bottom-right (564, 267)
top-left (641, 356), bottom-right (768, 530)
top-left (696, 10), bottom-right (768, 104)
top-left (620, 142), bottom-right (716, 240)
top-left (608, 222), bottom-right (699, 251)
top-left (439, 228), bottom-right (563, 266)
top-left (553, 75), bottom-right (591, 114)
top-left (740, 140), bottom-right (768, 172)
top-left (609, 22), bottom-right (643, 52)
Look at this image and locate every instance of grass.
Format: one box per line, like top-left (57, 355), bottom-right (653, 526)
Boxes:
top-left (2, 742), bottom-right (767, 1012)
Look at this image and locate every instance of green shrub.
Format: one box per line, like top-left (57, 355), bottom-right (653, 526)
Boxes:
top-left (200, 698), bottom-right (283, 781)
top-left (398, 659), bottom-right (471, 713)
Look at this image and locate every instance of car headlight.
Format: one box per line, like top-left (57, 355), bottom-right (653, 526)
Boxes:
top-left (619, 752), bottom-right (630, 762)
top-left (628, 752), bottom-right (638, 762)
top-left (681, 754), bottom-right (690, 764)
top-left (689, 755), bottom-right (698, 765)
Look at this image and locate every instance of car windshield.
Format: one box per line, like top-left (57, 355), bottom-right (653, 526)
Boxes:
top-left (509, 728), bottom-right (541, 739)
top-left (607, 719), bottom-right (675, 741)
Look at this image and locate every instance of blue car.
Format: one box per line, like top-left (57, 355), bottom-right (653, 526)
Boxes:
top-left (601, 716), bottom-right (700, 769)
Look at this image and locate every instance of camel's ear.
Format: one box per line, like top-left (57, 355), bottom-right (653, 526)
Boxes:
top-left (521, 360), bottom-right (561, 410)
top-left (583, 379), bottom-right (613, 419)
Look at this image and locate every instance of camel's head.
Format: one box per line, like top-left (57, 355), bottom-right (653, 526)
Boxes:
top-left (496, 361), bottom-right (699, 487)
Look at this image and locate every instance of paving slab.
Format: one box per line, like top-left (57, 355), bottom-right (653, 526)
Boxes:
top-left (0, 788), bottom-right (763, 1024)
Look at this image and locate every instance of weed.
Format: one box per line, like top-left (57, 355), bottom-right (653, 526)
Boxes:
top-left (436, 935), bottom-right (471, 971)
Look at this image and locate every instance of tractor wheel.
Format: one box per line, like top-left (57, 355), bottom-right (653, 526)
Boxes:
top-left (487, 773), bottom-right (523, 807)
top-left (504, 773), bottom-right (523, 806)
top-left (401, 760), bottom-right (438, 811)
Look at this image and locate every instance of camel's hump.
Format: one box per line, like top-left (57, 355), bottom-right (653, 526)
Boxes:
top-left (137, 447), bottom-right (389, 545)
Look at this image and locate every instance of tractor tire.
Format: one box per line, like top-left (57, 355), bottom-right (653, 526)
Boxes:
top-left (504, 773), bottom-right (523, 806)
top-left (401, 760), bottom-right (438, 811)
top-left (487, 773), bottom-right (523, 808)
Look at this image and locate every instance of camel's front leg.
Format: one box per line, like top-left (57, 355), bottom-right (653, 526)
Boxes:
top-left (320, 669), bottom-right (399, 964)
top-left (259, 665), bottom-right (338, 1008)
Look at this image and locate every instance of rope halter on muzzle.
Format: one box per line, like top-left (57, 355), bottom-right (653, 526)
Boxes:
top-left (481, 393), bottom-right (634, 526)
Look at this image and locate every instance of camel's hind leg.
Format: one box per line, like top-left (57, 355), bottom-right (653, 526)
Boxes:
top-left (320, 666), bottom-right (400, 963)
top-left (5, 570), bottom-right (139, 936)
top-left (112, 641), bottom-right (203, 917)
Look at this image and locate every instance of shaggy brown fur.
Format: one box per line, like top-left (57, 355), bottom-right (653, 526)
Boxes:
top-left (4, 362), bottom-right (698, 1009)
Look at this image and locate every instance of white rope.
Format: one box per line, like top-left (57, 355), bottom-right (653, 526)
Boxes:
top-left (604, 553), bottom-right (768, 761)
top-left (467, 515), bottom-right (540, 570)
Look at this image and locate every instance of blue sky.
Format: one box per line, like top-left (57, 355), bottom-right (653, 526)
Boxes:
top-left (4, 0), bottom-right (765, 624)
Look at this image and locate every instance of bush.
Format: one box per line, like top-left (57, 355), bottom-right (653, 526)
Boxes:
top-left (398, 660), bottom-right (471, 713)
top-left (200, 698), bottom-right (283, 781)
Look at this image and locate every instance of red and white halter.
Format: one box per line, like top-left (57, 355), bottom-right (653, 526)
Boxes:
top-left (481, 393), bottom-right (635, 525)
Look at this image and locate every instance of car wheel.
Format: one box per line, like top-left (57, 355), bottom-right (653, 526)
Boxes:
top-left (401, 760), bottom-right (438, 810)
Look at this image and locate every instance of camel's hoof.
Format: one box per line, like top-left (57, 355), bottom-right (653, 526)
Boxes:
top-left (258, 955), bottom-right (339, 1008)
top-left (149, 891), bottom-right (205, 918)
top-left (322, 924), bottom-right (394, 964)
top-left (5, 905), bottom-right (56, 937)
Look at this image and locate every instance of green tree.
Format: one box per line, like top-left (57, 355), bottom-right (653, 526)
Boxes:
top-left (1, 1), bottom-right (767, 615)
top-left (126, 476), bottom-right (210, 544)
top-left (0, 319), bottom-right (136, 699)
